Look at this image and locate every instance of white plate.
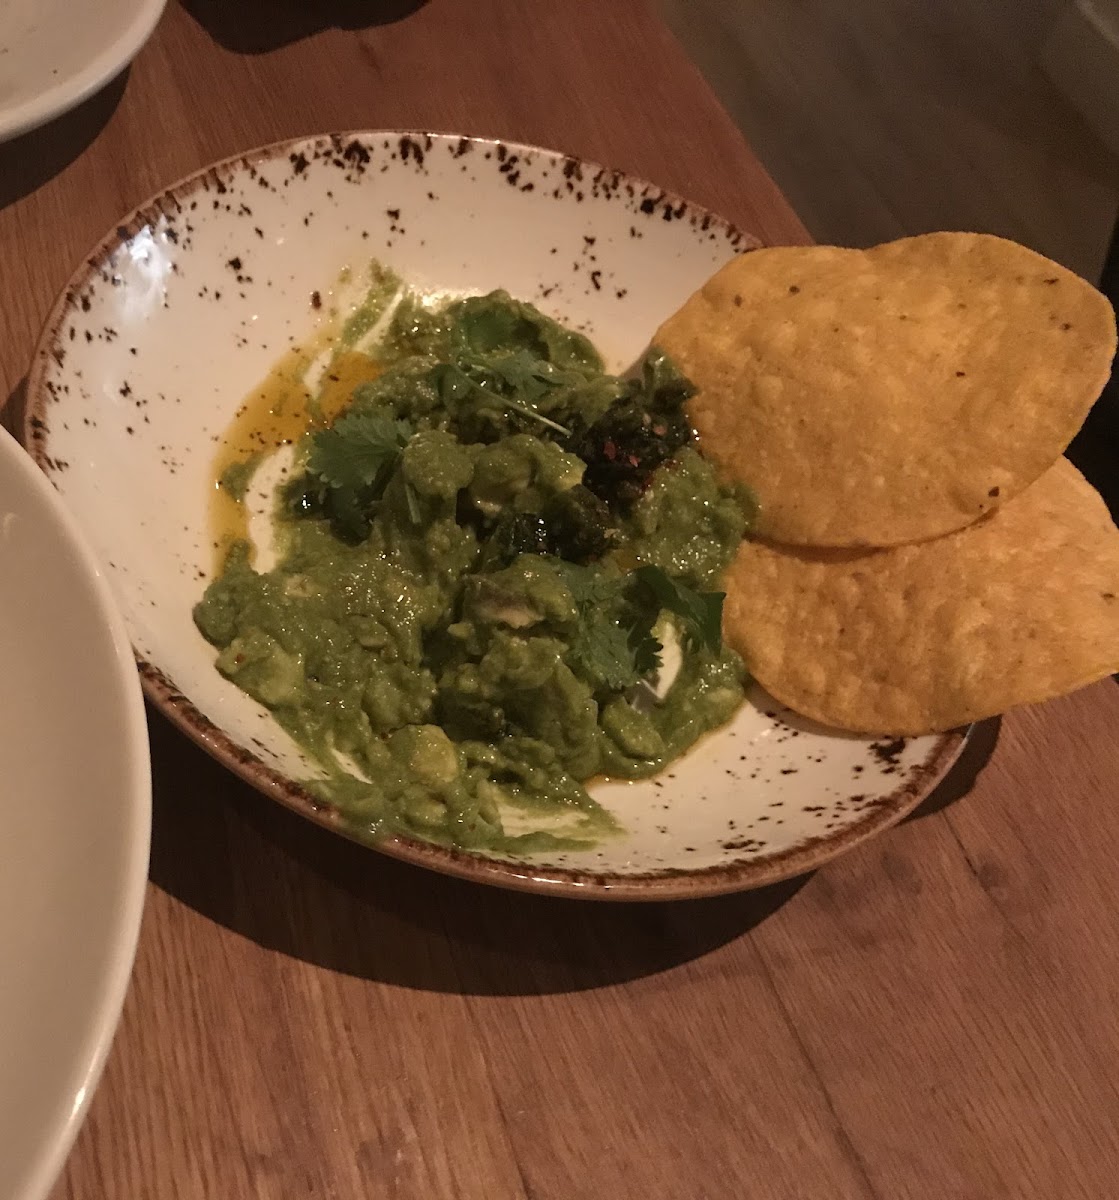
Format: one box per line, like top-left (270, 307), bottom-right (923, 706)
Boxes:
top-left (0, 0), bottom-right (166, 142)
top-left (0, 426), bottom-right (150, 1199)
top-left (25, 132), bottom-right (964, 898)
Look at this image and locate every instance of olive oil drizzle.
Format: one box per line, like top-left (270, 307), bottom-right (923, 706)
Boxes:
top-left (208, 347), bottom-right (383, 570)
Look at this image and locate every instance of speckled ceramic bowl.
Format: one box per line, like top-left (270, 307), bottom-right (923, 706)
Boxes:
top-left (26, 132), bottom-right (966, 899)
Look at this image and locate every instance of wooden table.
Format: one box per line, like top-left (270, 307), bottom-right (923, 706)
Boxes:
top-left (3, 3), bottom-right (1118, 1196)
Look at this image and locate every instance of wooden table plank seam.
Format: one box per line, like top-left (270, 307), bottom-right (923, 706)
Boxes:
top-left (750, 943), bottom-right (883, 1200)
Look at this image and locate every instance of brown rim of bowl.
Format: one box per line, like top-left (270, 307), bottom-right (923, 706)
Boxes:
top-left (143, 653), bottom-right (971, 901)
top-left (25, 128), bottom-right (964, 900)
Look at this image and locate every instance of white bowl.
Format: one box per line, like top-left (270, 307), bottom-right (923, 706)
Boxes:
top-left (25, 132), bottom-right (963, 898)
top-left (0, 0), bottom-right (167, 143)
top-left (0, 426), bottom-right (150, 1200)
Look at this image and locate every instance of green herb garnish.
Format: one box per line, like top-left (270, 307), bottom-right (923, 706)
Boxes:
top-left (306, 410), bottom-right (414, 491)
top-left (551, 562), bottom-right (723, 692)
top-left (428, 358), bottom-right (573, 437)
top-left (570, 613), bottom-right (651, 691)
top-left (550, 562), bottom-right (657, 691)
top-left (634, 564), bottom-right (725, 654)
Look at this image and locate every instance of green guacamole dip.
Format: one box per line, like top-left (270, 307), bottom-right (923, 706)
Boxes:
top-left (195, 281), bottom-right (753, 853)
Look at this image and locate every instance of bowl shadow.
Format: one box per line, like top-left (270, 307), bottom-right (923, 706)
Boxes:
top-left (904, 716), bottom-right (1000, 822)
top-left (1, 378), bottom-right (26, 438)
top-left (183, 0), bottom-right (427, 54)
top-left (0, 70), bottom-right (128, 211)
top-left (146, 707), bottom-right (809, 996)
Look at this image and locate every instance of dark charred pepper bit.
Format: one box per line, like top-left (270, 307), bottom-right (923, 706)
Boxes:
top-left (641, 345), bottom-right (698, 413)
top-left (476, 511), bottom-right (552, 571)
top-left (476, 489), bottom-right (614, 571)
top-left (561, 347), bottom-right (697, 511)
top-left (569, 401), bottom-right (692, 510)
top-left (541, 484), bottom-right (614, 562)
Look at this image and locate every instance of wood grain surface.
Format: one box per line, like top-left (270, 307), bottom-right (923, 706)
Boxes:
top-left (1, 3), bottom-right (1116, 1197)
top-left (656, 0), bottom-right (1119, 282)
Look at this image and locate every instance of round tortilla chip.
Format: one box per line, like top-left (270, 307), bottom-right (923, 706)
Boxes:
top-left (722, 458), bottom-right (1119, 735)
top-left (658, 233), bottom-right (1116, 547)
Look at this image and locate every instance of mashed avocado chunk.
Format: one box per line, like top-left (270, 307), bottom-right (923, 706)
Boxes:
top-left (195, 286), bottom-right (752, 853)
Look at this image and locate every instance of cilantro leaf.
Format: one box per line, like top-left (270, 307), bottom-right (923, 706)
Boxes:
top-left (633, 565), bottom-right (724, 654)
top-left (448, 292), bottom-right (603, 374)
top-left (569, 614), bottom-right (643, 691)
top-left (306, 411), bottom-right (413, 492)
top-left (482, 349), bottom-right (563, 398)
top-left (550, 560), bottom-right (624, 608)
top-left (500, 397), bottom-right (572, 437)
top-left (630, 623), bottom-right (663, 677)
top-left (474, 351), bottom-right (578, 433)
top-left (427, 356), bottom-right (573, 436)
top-left (551, 561), bottom-right (663, 691)
top-left (428, 362), bottom-right (477, 406)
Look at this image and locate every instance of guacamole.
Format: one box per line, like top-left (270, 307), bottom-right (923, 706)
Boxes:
top-left (194, 281), bottom-right (753, 853)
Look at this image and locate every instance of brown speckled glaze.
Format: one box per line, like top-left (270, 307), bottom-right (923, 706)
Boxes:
top-left (26, 131), bottom-right (967, 899)
top-left (138, 649), bottom-right (965, 899)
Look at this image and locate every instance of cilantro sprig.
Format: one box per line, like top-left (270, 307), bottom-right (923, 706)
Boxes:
top-left (428, 356), bottom-right (574, 437)
top-left (301, 411), bottom-right (415, 540)
top-left (633, 565), bottom-right (724, 655)
top-left (552, 561), bottom-right (724, 693)
top-left (552, 563), bottom-right (659, 692)
top-left (571, 616), bottom-right (652, 692)
top-left (306, 410), bottom-right (413, 491)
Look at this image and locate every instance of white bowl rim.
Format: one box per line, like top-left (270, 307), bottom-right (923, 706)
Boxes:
top-left (0, 424), bottom-right (151, 1200)
top-left (0, 0), bottom-right (168, 143)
